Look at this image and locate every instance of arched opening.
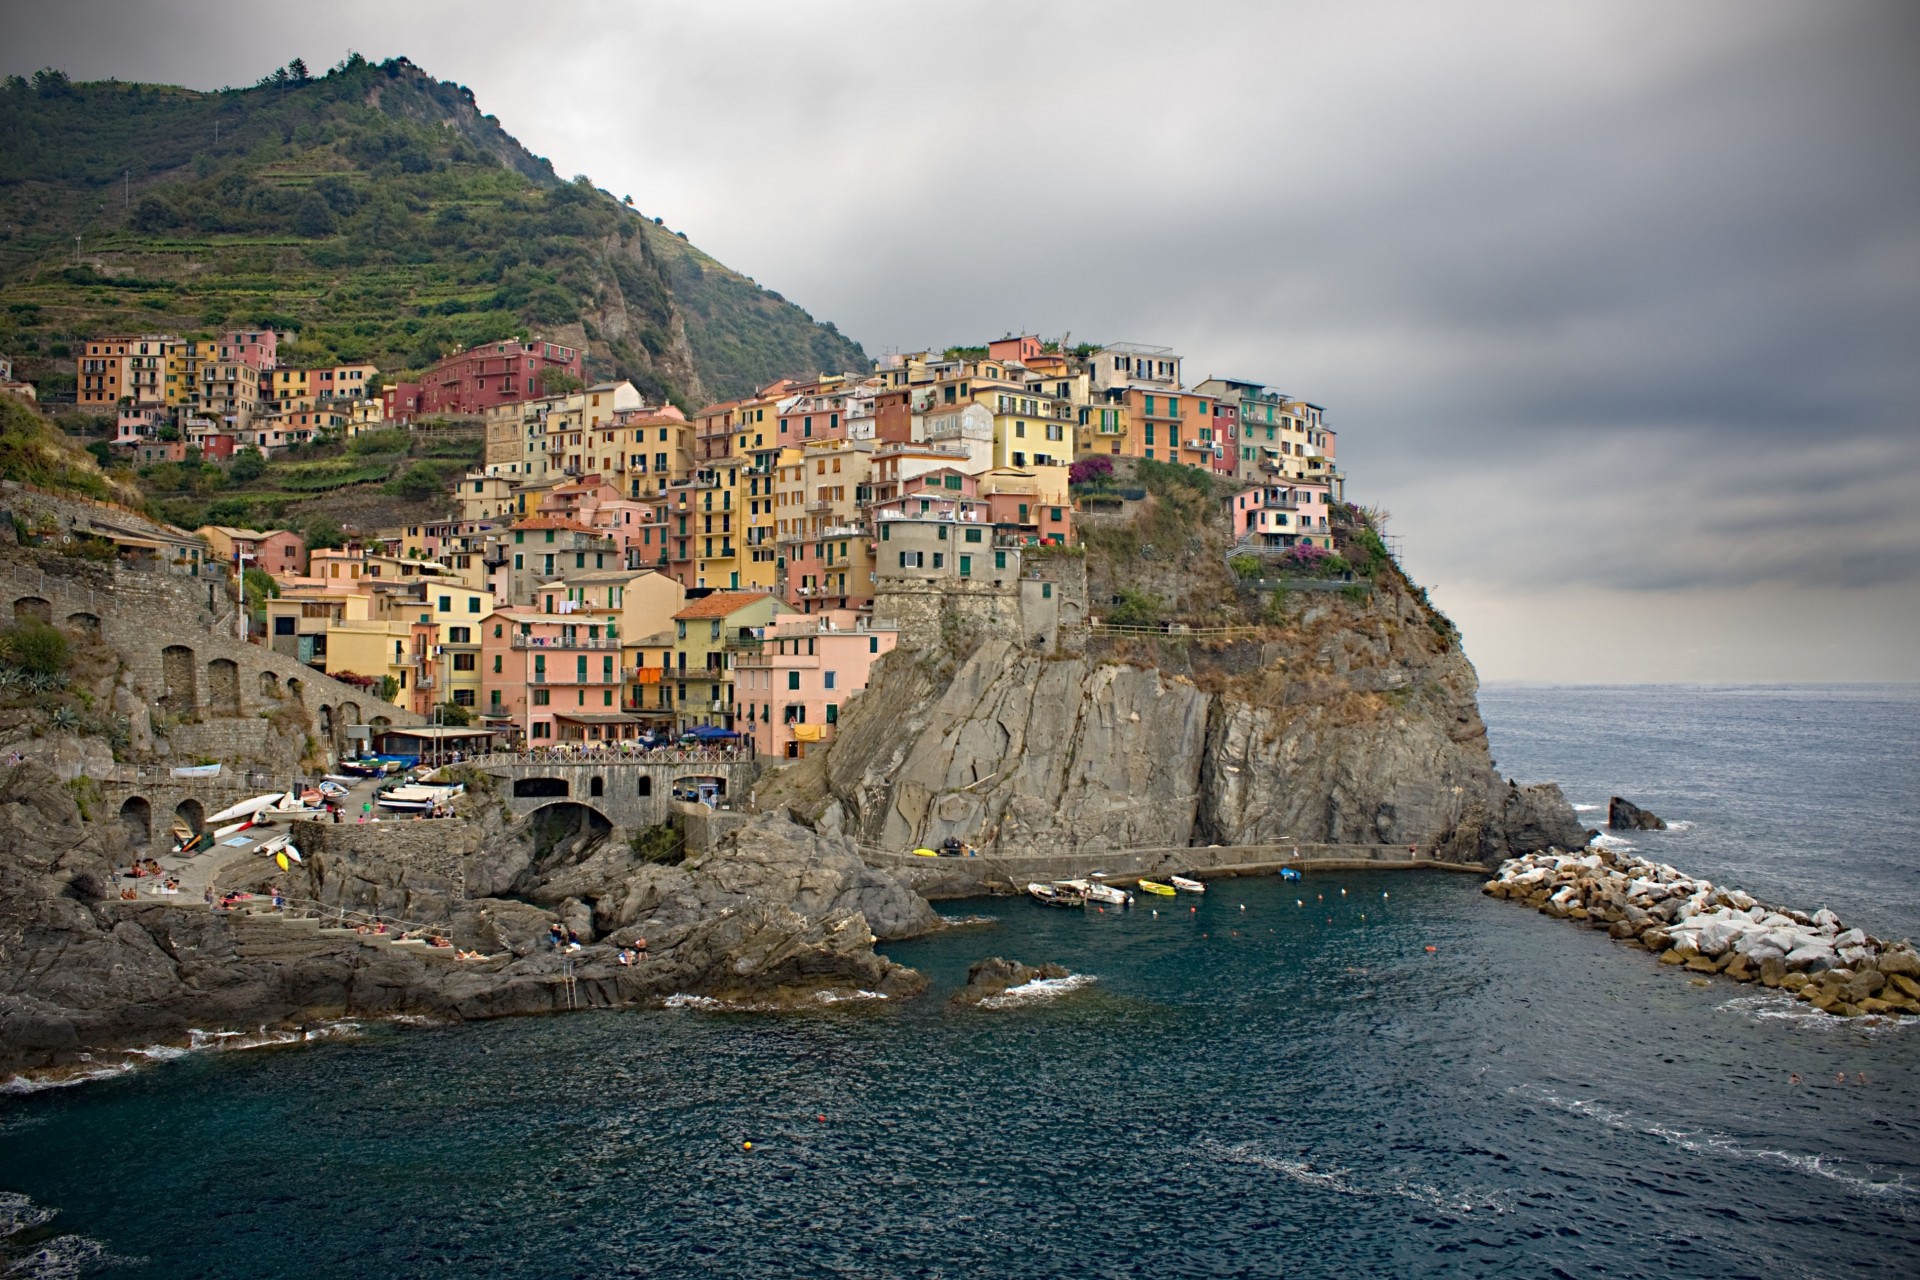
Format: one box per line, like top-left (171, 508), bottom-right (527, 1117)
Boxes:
top-left (160, 645), bottom-right (197, 716)
top-left (369, 715), bottom-right (392, 730)
top-left (317, 704), bottom-right (333, 737)
top-left (588, 775), bottom-right (604, 797)
top-left (206, 658), bottom-right (240, 717)
top-left (637, 775), bottom-right (652, 797)
top-left (65, 612), bottom-right (101, 639)
top-left (117, 795), bottom-right (152, 846)
top-left (338, 701), bottom-right (362, 733)
top-left (259, 671), bottom-right (280, 699)
top-left (286, 676), bottom-right (305, 703)
top-left (526, 801), bottom-right (615, 868)
top-left (512, 776), bottom-right (569, 799)
top-left (173, 798), bottom-right (205, 834)
top-left (13, 597), bottom-right (52, 626)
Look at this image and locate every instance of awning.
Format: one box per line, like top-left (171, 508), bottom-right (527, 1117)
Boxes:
top-left (687, 725), bottom-right (739, 740)
top-left (553, 712), bottom-right (645, 725)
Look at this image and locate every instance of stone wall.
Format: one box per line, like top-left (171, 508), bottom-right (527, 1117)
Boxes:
top-left (0, 548), bottom-right (421, 768)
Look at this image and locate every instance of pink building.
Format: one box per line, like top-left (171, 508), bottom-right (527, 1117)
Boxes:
top-left (734, 611), bottom-right (898, 758)
top-left (480, 608), bottom-right (632, 744)
top-left (383, 382), bottom-right (423, 423)
top-left (221, 329), bottom-right (281, 370)
top-left (1227, 480), bottom-right (1333, 549)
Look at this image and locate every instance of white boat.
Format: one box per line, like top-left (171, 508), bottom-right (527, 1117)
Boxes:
top-left (1027, 881), bottom-right (1084, 908)
top-left (256, 834), bottom-right (289, 854)
top-left (211, 820), bottom-right (251, 840)
top-left (207, 793), bottom-right (284, 825)
top-left (377, 783), bottom-right (462, 812)
top-left (1170, 875), bottom-right (1206, 893)
top-left (170, 763), bottom-right (222, 779)
top-left (1084, 881), bottom-right (1134, 907)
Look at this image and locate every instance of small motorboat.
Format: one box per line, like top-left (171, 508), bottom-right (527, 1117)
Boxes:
top-left (1170, 875), bottom-right (1206, 893)
top-left (1278, 867), bottom-right (1303, 882)
top-left (1137, 879), bottom-right (1177, 897)
top-left (1084, 881), bottom-right (1133, 907)
top-left (1028, 881), bottom-right (1085, 908)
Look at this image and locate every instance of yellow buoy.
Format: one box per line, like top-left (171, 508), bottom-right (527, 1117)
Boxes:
top-left (742, 1141), bottom-right (752, 1150)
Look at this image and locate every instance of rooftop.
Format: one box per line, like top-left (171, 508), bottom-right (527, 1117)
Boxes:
top-left (673, 590), bottom-right (779, 621)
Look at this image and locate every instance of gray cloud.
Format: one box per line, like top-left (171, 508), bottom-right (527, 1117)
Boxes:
top-left (5, 0), bottom-right (1917, 679)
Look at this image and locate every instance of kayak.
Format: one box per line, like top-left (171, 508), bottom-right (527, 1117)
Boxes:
top-left (1137, 880), bottom-right (1176, 897)
top-left (1278, 867), bottom-right (1303, 881)
top-left (1170, 875), bottom-right (1206, 893)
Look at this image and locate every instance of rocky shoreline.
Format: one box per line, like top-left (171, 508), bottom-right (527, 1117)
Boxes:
top-left (1485, 849), bottom-right (1920, 1017)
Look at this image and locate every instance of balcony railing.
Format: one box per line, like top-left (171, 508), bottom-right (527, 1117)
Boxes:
top-left (510, 635), bottom-right (622, 650)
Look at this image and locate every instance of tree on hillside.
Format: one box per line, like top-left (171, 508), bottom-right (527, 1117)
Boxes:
top-left (304, 514), bottom-right (346, 550)
top-left (538, 367), bottom-right (583, 395)
top-left (293, 191), bottom-right (336, 237)
top-left (227, 446), bottom-right (266, 483)
top-left (391, 461), bottom-right (442, 501)
top-left (287, 58), bottom-right (310, 83)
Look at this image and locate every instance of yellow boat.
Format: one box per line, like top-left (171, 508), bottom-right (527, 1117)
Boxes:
top-left (1137, 879), bottom-right (1177, 896)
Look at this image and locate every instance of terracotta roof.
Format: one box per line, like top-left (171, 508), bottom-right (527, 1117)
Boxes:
top-left (510, 516), bottom-right (597, 533)
top-left (673, 590), bottom-right (777, 621)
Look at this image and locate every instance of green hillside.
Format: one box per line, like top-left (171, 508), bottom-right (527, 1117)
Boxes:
top-left (0, 57), bottom-right (869, 407)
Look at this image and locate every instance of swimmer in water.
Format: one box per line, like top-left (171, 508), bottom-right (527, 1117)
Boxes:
top-left (1790, 1073), bottom-right (1801, 1084)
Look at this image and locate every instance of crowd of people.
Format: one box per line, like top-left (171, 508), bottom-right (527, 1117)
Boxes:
top-left (478, 742), bottom-right (754, 765)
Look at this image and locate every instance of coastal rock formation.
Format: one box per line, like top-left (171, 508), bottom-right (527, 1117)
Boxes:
top-left (1608, 797), bottom-right (1667, 830)
top-left (0, 764), bottom-right (932, 1076)
top-left (816, 561), bottom-right (1585, 864)
top-left (950, 957), bottom-right (1072, 1007)
top-left (1484, 848), bottom-right (1920, 1017)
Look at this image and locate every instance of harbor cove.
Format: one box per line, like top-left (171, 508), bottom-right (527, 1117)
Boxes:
top-left (3, 11), bottom-right (1918, 1277)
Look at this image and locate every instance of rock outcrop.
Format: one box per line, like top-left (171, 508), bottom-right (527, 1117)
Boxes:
top-left (815, 561), bottom-right (1584, 864)
top-left (1608, 796), bottom-right (1668, 830)
top-left (950, 957), bottom-right (1071, 1007)
top-left (0, 764), bottom-right (932, 1076)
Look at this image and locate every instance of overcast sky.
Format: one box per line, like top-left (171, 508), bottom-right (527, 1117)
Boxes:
top-left (9, 1), bottom-right (1918, 683)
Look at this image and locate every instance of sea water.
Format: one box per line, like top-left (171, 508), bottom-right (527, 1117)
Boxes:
top-left (1, 685), bottom-right (1916, 1277)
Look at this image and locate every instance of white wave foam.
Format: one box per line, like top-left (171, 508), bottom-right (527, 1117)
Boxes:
top-left (1665, 820), bottom-right (1694, 831)
top-left (812, 989), bottom-right (888, 1004)
top-left (663, 993), bottom-right (723, 1010)
top-left (1571, 803), bottom-right (1602, 812)
top-left (0, 1063), bottom-right (137, 1095)
top-left (938, 914), bottom-right (998, 928)
top-left (1716, 993), bottom-right (1914, 1035)
top-left (0, 1191), bottom-right (54, 1238)
top-left (1590, 832), bottom-right (1635, 851)
top-left (978, 973), bottom-right (1096, 1009)
top-left (1193, 1140), bottom-right (1511, 1213)
top-left (4, 1233), bottom-right (134, 1280)
top-left (1520, 1085), bottom-right (1916, 1201)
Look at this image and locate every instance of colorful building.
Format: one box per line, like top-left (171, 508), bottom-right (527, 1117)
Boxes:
top-left (669, 591), bottom-right (791, 732)
top-left (734, 611), bottom-right (898, 759)
top-left (414, 338), bottom-right (582, 417)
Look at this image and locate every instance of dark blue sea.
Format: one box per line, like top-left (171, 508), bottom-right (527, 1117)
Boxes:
top-left (3, 684), bottom-right (1917, 1278)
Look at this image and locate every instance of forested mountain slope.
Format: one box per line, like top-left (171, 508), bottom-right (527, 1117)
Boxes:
top-left (0, 57), bottom-right (867, 406)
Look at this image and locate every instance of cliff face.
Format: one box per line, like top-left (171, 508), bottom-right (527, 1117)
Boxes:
top-left (817, 557), bottom-right (1583, 863)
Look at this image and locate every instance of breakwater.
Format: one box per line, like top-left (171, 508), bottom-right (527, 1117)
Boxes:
top-left (1485, 848), bottom-right (1920, 1017)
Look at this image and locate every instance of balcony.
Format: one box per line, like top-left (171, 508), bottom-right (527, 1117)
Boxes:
top-left (510, 634), bottom-right (623, 650)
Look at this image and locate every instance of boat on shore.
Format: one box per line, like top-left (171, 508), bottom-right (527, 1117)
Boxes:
top-left (170, 763), bottom-right (222, 780)
top-left (1137, 879), bottom-right (1176, 897)
top-left (1170, 875), bottom-right (1206, 893)
top-left (1027, 881), bottom-right (1085, 908)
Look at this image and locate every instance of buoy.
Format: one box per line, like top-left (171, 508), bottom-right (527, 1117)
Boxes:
top-left (1383, 892), bottom-right (1389, 899)
top-left (1151, 909), bottom-right (1158, 916)
top-left (743, 1141), bottom-right (753, 1150)
top-left (1239, 904), bottom-right (1246, 912)
top-left (1340, 889), bottom-right (1347, 897)
top-left (1296, 900), bottom-right (1304, 907)
top-left (817, 1115), bottom-right (826, 1122)
top-left (1424, 945), bottom-right (1437, 953)
top-left (1190, 906), bottom-right (1197, 914)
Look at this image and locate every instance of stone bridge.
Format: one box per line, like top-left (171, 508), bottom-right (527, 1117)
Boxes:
top-left (94, 767), bottom-right (285, 858)
top-left (478, 758), bottom-right (763, 831)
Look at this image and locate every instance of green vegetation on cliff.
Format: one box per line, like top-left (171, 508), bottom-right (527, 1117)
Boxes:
top-left (0, 57), bottom-right (868, 405)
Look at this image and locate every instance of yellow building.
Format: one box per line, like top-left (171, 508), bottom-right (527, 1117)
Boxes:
top-left (669, 590), bottom-right (791, 732)
top-left (774, 438), bottom-right (874, 612)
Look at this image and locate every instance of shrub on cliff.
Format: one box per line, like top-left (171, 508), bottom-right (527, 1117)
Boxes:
top-left (0, 621), bottom-right (70, 676)
top-left (1106, 589), bottom-right (1165, 626)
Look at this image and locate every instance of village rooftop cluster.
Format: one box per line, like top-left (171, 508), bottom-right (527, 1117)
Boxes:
top-left (25, 331), bottom-right (1343, 758)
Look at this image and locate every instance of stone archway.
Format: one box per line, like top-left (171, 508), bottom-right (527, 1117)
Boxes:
top-left (637, 775), bottom-right (652, 797)
top-left (513, 776), bottom-right (569, 799)
top-left (65, 612), bottom-right (101, 639)
top-left (317, 705), bottom-right (333, 737)
top-left (589, 775), bottom-right (604, 797)
top-left (286, 677), bottom-right (305, 703)
top-left (524, 801), bottom-right (615, 865)
top-left (160, 645), bottom-right (197, 716)
top-left (118, 795), bottom-right (152, 846)
top-left (206, 658), bottom-right (240, 717)
top-left (338, 701), bottom-right (362, 730)
top-left (12, 597), bottom-right (51, 625)
top-left (259, 671), bottom-right (280, 699)
top-left (173, 798), bottom-right (204, 835)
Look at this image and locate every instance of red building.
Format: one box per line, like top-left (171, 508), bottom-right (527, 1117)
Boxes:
top-left (413, 339), bottom-right (583, 417)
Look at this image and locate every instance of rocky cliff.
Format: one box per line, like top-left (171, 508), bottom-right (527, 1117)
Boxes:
top-left (809, 502), bottom-right (1583, 863)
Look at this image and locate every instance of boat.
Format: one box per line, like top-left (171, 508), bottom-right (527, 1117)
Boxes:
top-left (1028, 881), bottom-right (1085, 908)
top-left (1278, 867), bottom-right (1303, 882)
top-left (1137, 879), bottom-right (1177, 897)
top-left (207, 793), bottom-right (285, 825)
top-left (376, 783), bottom-right (463, 813)
top-left (1084, 881), bottom-right (1134, 907)
top-left (1170, 875), bottom-right (1206, 893)
top-left (170, 763), bottom-right (222, 780)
